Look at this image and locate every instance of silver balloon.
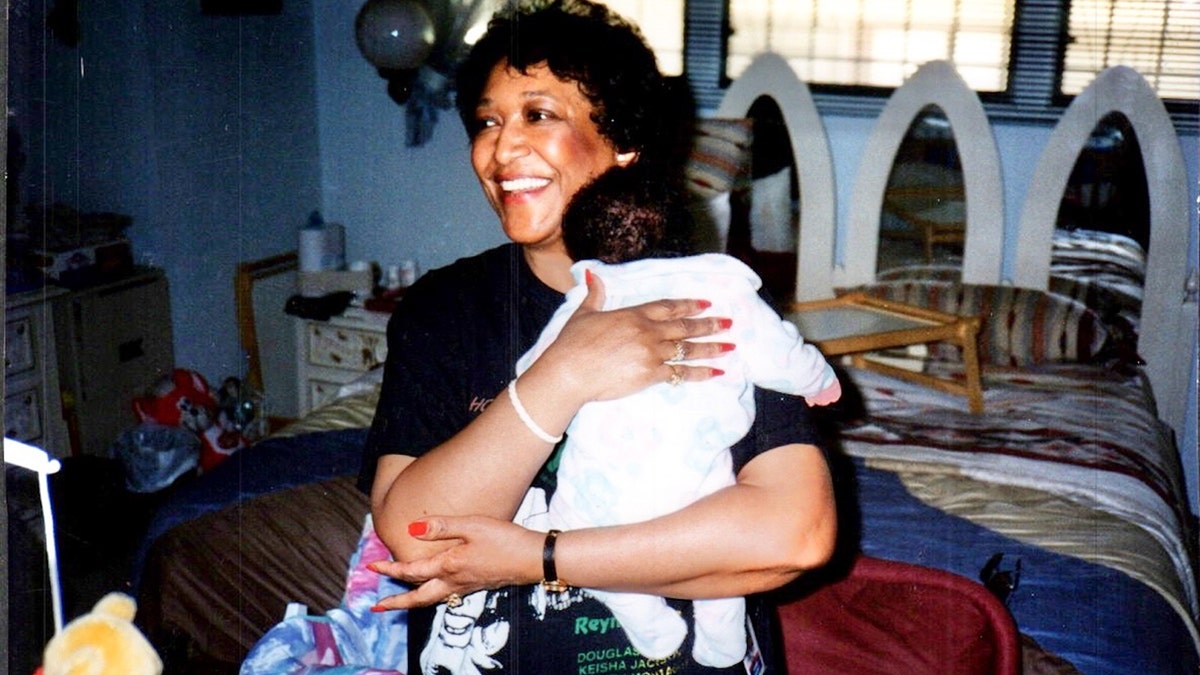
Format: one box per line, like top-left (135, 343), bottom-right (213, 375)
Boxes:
top-left (355, 0), bottom-right (437, 71)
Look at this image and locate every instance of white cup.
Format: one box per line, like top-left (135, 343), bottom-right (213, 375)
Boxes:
top-left (398, 260), bottom-right (418, 287)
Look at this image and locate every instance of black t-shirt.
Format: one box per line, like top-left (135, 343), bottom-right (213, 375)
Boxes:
top-left (359, 243), bottom-right (821, 674)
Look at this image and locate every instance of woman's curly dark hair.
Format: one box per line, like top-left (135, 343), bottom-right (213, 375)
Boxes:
top-left (455, 0), bottom-right (671, 163)
top-left (562, 163), bottom-right (688, 264)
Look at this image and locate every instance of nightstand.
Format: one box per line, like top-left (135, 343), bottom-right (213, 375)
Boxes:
top-left (295, 307), bottom-right (389, 415)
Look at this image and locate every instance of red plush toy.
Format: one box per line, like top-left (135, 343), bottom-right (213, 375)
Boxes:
top-left (132, 368), bottom-right (247, 473)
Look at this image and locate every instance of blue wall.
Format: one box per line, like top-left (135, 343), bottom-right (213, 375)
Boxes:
top-left (313, 2), bottom-right (500, 280)
top-left (12, 0), bottom-right (321, 393)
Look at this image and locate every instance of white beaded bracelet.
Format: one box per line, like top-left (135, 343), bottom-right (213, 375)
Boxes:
top-left (507, 379), bottom-right (563, 444)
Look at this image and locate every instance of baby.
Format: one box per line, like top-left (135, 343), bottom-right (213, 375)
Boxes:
top-left (516, 164), bottom-right (840, 668)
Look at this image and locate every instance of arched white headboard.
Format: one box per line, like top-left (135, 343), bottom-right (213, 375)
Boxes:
top-left (716, 53), bottom-right (836, 301)
top-left (1013, 66), bottom-right (1195, 435)
top-left (840, 60), bottom-right (1005, 288)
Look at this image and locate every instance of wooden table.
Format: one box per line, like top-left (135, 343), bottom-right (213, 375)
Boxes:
top-left (785, 292), bottom-right (983, 413)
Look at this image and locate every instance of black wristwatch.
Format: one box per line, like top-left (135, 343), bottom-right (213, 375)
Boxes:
top-left (541, 529), bottom-right (568, 593)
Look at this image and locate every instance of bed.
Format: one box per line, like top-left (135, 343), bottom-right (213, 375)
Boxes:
top-left (763, 56), bottom-right (1198, 673)
top-left (132, 57), bottom-right (1198, 674)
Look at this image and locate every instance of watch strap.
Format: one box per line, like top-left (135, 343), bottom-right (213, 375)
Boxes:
top-left (541, 529), bottom-right (567, 593)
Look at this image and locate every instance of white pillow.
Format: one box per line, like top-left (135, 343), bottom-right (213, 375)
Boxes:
top-left (749, 167), bottom-right (796, 253)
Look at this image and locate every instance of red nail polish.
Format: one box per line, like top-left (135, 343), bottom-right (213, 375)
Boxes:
top-left (408, 521), bottom-right (428, 536)
top-left (718, 342), bottom-right (736, 352)
top-left (370, 604), bottom-right (388, 613)
top-left (366, 561), bottom-right (383, 574)
top-left (717, 318), bottom-right (733, 330)
top-left (710, 368), bottom-right (726, 377)
top-left (585, 269), bottom-right (594, 285)
top-left (697, 300), bottom-right (712, 310)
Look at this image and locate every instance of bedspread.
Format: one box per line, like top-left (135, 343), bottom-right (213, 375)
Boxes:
top-left (840, 362), bottom-right (1198, 647)
top-left (853, 458), bottom-right (1197, 674)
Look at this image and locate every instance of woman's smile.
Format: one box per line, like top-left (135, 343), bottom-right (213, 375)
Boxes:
top-left (497, 176), bottom-right (553, 204)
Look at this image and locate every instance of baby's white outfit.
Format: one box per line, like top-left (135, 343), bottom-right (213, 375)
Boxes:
top-left (516, 253), bottom-right (839, 668)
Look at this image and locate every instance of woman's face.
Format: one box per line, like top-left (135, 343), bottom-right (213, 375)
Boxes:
top-left (470, 61), bottom-right (631, 253)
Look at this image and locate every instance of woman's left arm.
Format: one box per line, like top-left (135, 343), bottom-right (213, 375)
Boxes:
top-left (369, 442), bottom-right (836, 608)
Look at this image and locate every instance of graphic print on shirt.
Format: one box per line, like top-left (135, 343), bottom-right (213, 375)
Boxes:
top-left (419, 588), bottom-right (510, 675)
top-left (419, 486), bottom-right (549, 674)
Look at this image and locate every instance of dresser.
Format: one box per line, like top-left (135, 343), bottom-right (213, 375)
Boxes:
top-left (6, 269), bottom-right (175, 457)
top-left (5, 287), bottom-right (70, 457)
top-left (295, 307), bottom-right (389, 415)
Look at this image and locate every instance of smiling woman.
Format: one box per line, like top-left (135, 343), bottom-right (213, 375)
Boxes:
top-left (356, 2), bottom-right (836, 673)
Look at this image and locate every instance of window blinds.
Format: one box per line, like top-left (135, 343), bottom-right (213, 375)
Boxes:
top-left (1063, 0), bottom-right (1200, 100)
top-left (595, 0), bottom-right (1196, 126)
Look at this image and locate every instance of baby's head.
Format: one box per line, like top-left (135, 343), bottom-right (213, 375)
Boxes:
top-left (563, 164), bottom-right (684, 264)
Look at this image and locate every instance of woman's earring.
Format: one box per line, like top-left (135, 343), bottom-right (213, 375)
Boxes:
top-left (615, 151), bottom-right (637, 166)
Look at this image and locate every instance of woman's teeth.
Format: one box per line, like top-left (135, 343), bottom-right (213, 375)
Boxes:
top-left (501, 177), bottom-right (550, 192)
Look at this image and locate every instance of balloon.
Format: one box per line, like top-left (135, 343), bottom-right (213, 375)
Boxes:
top-left (355, 0), bottom-right (436, 71)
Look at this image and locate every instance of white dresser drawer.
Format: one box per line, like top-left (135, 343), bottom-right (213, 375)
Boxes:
top-left (5, 313), bottom-right (36, 377)
top-left (296, 308), bottom-right (390, 415)
top-left (4, 287), bottom-right (69, 456)
top-left (4, 385), bottom-right (44, 442)
top-left (308, 378), bottom-right (352, 412)
top-left (305, 322), bottom-right (387, 371)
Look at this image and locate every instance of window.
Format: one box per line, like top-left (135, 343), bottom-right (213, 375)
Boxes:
top-left (726, 0), bottom-right (1014, 93)
top-left (1062, 0), bottom-right (1200, 101)
top-left (601, 0), bottom-right (1198, 129)
top-left (594, 0), bottom-right (685, 75)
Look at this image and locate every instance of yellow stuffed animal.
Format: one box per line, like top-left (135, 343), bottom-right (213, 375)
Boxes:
top-left (39, 592), bottom-right (163, 675)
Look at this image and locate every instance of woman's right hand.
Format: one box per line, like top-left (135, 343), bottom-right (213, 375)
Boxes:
top-left (529, 271), bottom-right (734, 404)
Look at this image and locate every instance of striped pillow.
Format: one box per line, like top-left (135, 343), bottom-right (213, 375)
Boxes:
top-left (849, 282), bottom-right (1111, 366)
top-left (684, 118), bottom-right (753, 199)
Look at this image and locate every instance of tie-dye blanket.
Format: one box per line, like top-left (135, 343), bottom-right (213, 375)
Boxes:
top-left (240, 516), bottom-right (408, 674)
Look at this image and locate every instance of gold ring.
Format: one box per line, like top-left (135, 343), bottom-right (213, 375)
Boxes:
top-left (445, 593), bottom-right (463, 609)
top-left (671, 340), bottom-right (687, 363)
top-left (668, 365), bottom-right (683, 387)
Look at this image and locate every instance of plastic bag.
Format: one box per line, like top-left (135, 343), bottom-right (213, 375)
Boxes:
top-left (110, 423), bottom-right (200, 493)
